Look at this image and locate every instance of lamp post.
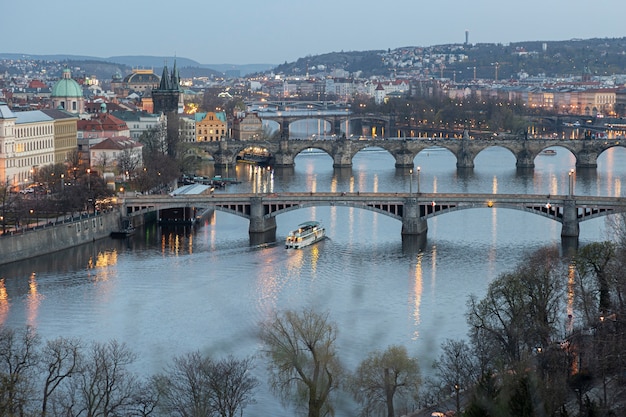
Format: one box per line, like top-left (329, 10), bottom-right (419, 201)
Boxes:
top-left (568, 169), bottom-right (575, 196)
top-left (409, 169), bottom-right (413, 195)
top-left (417, 166), bottom-right (421, 193)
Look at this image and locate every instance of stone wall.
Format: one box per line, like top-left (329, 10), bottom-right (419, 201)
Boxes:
top-left (0, 211), bottom-right (121, 265)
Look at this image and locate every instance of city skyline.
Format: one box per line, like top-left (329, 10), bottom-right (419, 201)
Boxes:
top-left (4, 0), bottom-right (626, 66)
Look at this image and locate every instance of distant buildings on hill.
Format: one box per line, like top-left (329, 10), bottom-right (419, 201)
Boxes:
top-left (1, 50), bottom-right (626, 189)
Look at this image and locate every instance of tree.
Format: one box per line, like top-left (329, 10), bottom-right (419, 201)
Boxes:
top-left (465, 248), bottom-right (571, 416)
top-left (155, 351), bottom-right (213, 417)
top-left (351, 345), bottom-right (420, 417)
top-left (66, 340), bottom-right (139, 417)
top-left (38, 337), bottom-right (80, 417)
top-left (259, 309), bottom-right (342, 417)
top-left (432, 339), bottom-right (477, 416)
top-left (467, 247), bottom-right (566, 366)
top-left (574, 242), bottom-right (617, 318)
top-left (207, 355), bottom-right (259, 417)
top-left (156, 351), bottom-right (258, 417)
top-left (0, 326), bottom-right (40, 416)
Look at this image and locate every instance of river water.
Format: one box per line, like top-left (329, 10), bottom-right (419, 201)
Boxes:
top-left (1, 144), bottom-right (624, 416)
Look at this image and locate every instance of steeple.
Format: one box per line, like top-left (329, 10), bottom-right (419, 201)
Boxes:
top-left (171, 59), bottom-right (181, 91)
top-left (158, 62), bottom-right (172, 91)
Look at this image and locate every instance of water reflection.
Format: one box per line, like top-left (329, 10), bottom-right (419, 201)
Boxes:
top-left (411, 251), bottom-right (423, 340)
top-left (26, 273), bottom-right (42, 326)
top-left (0, 279), bottom-right (9, 325)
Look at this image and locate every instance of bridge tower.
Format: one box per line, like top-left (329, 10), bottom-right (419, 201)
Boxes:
top-left (401, 198), bottom-right (428, 235)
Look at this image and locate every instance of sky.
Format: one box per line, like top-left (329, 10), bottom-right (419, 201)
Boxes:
top-left (4, 0), bottom-right (626, 66)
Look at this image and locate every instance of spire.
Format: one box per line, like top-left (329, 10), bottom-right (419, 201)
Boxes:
top-left (171, 59), bottom-right (181, 91)
top-left (158, 61), bottom-right (172, 90)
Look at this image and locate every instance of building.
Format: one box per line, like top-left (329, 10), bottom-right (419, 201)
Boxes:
top-left (152, 61), bottom-right (182, 115)
top-left (51, 68), bottom-right (85, 114)
top-left (195, 111), bottom-right (227, 142)
top-left (232, 112), bottom-right (263, 140)
top-left (178, 114), bottom-right (197, 143)
top-left (0, 103), bottom-right (55, 187)
top-left (111, 68), bottom-right (160, 97)
top-left (89, 136), bottom-right (143, 174)
top-left (77, 111), bottom-right (130, 141)
top-left (110, 110), bottom-right (165, 140)
top-left (41, 109), bottom-right (78, 165)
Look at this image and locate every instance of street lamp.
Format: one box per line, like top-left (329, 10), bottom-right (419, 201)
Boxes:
top-left (417, 166), bottom-right (421, 193)
top-left (409, 169), bottom-right (413, 195)
top-left (568, 169), bottom-right (575, 196)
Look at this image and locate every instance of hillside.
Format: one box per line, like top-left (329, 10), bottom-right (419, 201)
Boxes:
top-left (272, 37), bottom-right (626, 80)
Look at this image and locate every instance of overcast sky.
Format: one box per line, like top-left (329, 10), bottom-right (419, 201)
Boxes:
top-left (5, 0), bottom-right (626, 65)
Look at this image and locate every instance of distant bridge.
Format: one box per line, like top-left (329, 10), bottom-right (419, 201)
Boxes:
top-left (122, 192), bottom-right (626, 244)
top-left (194, 137), bottom-right (625, 169)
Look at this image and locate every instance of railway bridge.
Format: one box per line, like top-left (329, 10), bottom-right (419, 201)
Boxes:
top-left (121, 192), bottom-right (626, 245)
top-left (194, 137), bottom-right (625, 169)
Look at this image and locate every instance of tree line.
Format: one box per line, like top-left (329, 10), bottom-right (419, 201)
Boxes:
top-left (2, 219), bottom-right (626, 416)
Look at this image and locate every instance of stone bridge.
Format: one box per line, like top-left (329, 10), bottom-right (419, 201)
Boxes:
top-left (194, 137), bottom-right (624, 169)
top-left (121, 192), bottom-right (626, 244)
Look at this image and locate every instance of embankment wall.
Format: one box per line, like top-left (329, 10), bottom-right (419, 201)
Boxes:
top-left (0, 211), bottom-right (122, 265)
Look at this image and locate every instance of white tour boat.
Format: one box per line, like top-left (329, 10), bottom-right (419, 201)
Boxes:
top-left (285, 221), bottom-right (326, 249)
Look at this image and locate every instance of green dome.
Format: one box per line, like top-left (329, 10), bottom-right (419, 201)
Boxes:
top-left (51, 69), bottom-right (83, 98)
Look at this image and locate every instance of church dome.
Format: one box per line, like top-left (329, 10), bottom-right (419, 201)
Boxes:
top-left (51, 68), bottom-right (83, 98)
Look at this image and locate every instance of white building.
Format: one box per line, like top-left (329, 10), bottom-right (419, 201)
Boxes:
top-left (89, 136), bottom-right (143, 173)
top-left (0, 103), bottom-right (55, 187)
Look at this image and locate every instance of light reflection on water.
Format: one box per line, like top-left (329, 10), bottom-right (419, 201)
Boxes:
top-left (0, 146), bottom-right (625, 416)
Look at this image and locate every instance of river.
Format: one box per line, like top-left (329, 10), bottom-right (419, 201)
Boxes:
top-left (0, 144), bottom-right (624, 416)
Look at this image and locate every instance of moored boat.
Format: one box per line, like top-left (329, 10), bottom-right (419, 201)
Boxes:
top-left (285, 221), bottom-right (326, 249)
top-left (110, 226), bottom-right (135, 238)
top-left (541, 149), bottom-right (557, 155)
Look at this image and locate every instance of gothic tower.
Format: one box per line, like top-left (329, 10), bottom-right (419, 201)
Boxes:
top-left (152, 60), bottom-right (181, 114)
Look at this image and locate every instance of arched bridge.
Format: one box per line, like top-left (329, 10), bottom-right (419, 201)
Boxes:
top-left (122, 192), bottom-right (626, 244)
top-left (195, 137), bottom-right (625, 169)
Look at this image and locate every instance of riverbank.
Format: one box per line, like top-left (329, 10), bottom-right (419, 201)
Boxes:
top-left (0, 210), bottom-right (122, 265)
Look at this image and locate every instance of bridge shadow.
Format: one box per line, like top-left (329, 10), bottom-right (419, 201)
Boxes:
top-left (250, 230), bottom-right (278, 247)
top-left (561, 236), bottom-right (579, 257)
top-left (401, 234), bottom-right (428, 255)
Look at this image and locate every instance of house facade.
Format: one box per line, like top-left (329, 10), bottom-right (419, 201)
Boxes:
top-left (0, 103), bottom-right (55, 187)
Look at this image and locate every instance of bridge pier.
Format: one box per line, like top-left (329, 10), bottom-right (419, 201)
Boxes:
top-left (456, 141), bottom-right (475, 169)
top-left (249, 196), bottom-right (277, 242)
top-left (273, 140), bottom-right (296, 167)
top-left (332, 139), bottom-right (353, 168)
top-left (561, 198), bottom-right (580, 239)
top-left (401, 198), bottom-right (428, 236)
top-left (515, 149), bottom-right (535, 168)
top-left (213, 141), bottom-right (237, 168)
top-left (394, 150), bottom-right (415, 169)
top-left (576, 150), bottom-right (598, 168)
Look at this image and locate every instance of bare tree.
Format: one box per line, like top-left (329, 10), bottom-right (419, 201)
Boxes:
top-left (207, 355), bottom-right (259, 417)
top-left (432, 339), bottom-right (477, 416)
top-left (117, 147), bottom-right (140, 180)
top-left (350, 344), bottom-right (421, 417)
top-left (156, 351), bottom-right (258, 417)
top-left (0, 326), bottom-right (40, 416)
top-left (259, 309), bottom-right (343, 417)
top-left (67, 340), bottom-right (139, 417)
top-left (39, 337), bottom-right (80, 417)
top-left (155, 351), bottom-right (214, 417)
